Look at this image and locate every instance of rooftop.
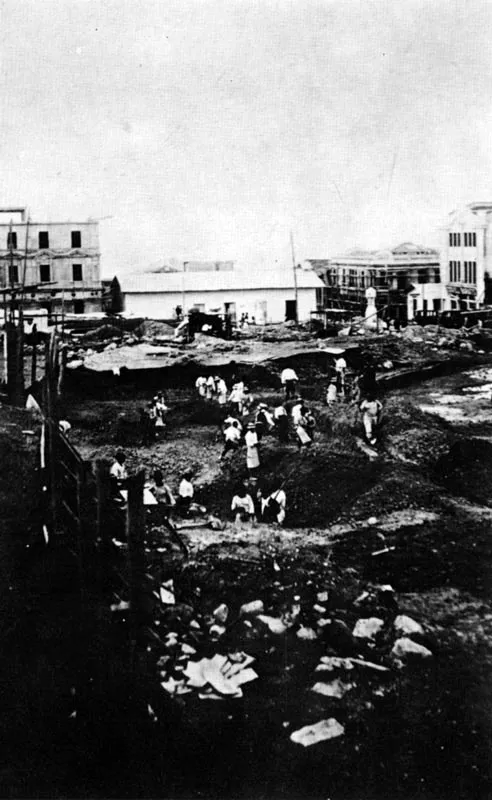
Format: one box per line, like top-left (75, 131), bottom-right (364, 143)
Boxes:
top-left (122, 266), bottom-right (323, 293)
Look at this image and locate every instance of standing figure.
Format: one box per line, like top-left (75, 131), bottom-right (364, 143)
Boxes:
top-left (245, 422), bottom-right (260, 476)
top-left (221, 420), bottom-right (241, 461)
top-left (291, 398), bottom-right (304, 427)
top-left (359, 396), bottom-right (383, 445)
top-left (335, 355), bottom-right (347, 392)
top-left (229, 381), bottom-right (245, 416)
top-left (231, 484), bottom-right (256, 527)
top-left (177, 470), bottom-right (194, 515)
top-left (296, 407), bottom-right (313, 450)
top-left (274, 404), bottom-right (289, 443)
top-left (326, 379), bottom-right (338, 405)
top-left (195, 376), bottom-right (207, 398)
top-left (148, 470), bottom-right (176, 519)
top-left (281, 367), bottom-right (299, 400)
top-left (261, 487), bottom-right (287, 525)
top-left (205, 375), bottom-right (216, 401)
top-left (216, 376), bottom-right (228, 405)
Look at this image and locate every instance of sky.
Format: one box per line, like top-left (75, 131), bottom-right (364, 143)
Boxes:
top-left (1, 0), bottom-right (492, 277)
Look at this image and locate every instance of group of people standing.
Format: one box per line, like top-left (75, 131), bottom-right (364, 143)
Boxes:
top-left (195, 375), bottom-right (228, 404)
top-left (140, 391), bottom-right (169, 445)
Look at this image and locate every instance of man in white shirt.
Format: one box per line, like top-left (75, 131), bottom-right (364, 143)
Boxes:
top-left (110, 450), bottom-right (128, 483)
top-left (177, 470), bottom-right (194, 515)
top-left (221, 421), bottom-right (241, 461)
top-left (335, 356), bottom-right (347, 391)
top-left (291, 400), bottom-right (303, 427)
top-left (231, 486), bottom-right (255, 526)
top-left (280, 367), bottom-right (299, 400)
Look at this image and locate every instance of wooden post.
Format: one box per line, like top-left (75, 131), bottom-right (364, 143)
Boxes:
top-left (31, 323), bottom-right (37, 387)
top-left (95, 459), bottom-right (111, 594)
top-left (126, 470), bottom-right (146, 676)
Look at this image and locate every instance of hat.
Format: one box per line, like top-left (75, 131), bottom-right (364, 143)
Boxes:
top-left (247, 422), bottom-right (256, 429)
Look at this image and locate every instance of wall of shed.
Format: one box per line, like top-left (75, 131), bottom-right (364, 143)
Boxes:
top-left (123, 287), bottom-right (317, 323)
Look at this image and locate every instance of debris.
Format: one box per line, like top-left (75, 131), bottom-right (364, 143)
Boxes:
top-left (209, 624), bottom-right (226, 639)
top-left (348, 658), bottom-right (390, 673)
top-left (371, 546), bottom-right (396, 557)
top-left (258, 614), bottom-right (289, 634)
top-left (110, 599), bottom-right (130, 612)
top-left (311, 679), bottom-right (354, 699)
top-left (313, 604), bottom-right (327, 614)
top-left (239, 600), bottom-right (265, 617)
top-left (160, 579), bottom-right (175, 605)
top-left (296, 626), bottom-right (318, 641)
top-left (315, 657), bottom-right (354, 672)
top-left (394, 615), bottom-right (424, 636)
top-left (353, 617), bottom-right (384, 640)
top-left (367, 516), bottom-right (378, 525)
top-left (391, 637), bottom-right (433, 660)
top-left (213, 603), bottom-right (229, 624)
top-left (317, 591), bottom-right (329, 603)
top-left (290, 718), bottom-right (345, 747)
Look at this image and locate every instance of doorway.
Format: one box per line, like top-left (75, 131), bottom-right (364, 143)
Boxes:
top-left (285, 300), bottom-right (297, 321)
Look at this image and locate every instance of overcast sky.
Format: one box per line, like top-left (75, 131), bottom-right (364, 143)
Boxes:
top-left (1, 0), bottom-right (492, 276)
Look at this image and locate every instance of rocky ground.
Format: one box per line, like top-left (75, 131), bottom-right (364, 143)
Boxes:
top-left (1, 328), bottom-right (492, 798)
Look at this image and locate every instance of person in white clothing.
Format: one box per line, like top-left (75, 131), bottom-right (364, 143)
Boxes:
top-left (291, 400), bottom-right (303, 426)
top-left (177, 470), bottom-right (194, 514)
top-left (221, 421), bottom-right (241, 461)
top-left (110, 451), bottom-right (128, 494)
top-left (195, 376), bottom-right (207, 398)
top-left (326, 379), bottom-right (338, 405)
top-left (359, 396), bottom-right (383, 445)
top-left (231, 485), bottom-right (256, 525)
top-left (205, 375), bottom-right (216, 400)
top-left (281, 367), bottom-right (299, 399)
top-left (245, 423), bottom-right (260, 476)
top-left (216, 377), bottom-right (228, 405)
top-left (335, 356), bottom-right (347, 391)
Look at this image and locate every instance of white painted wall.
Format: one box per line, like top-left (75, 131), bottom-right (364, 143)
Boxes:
top-left (407, 283), bottom-right (447, 319)
top-left (123, 287), bottom-right (317, 323)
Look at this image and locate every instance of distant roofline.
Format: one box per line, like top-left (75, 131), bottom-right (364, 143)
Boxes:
top-left (0, 220), bottom-right (99, 226)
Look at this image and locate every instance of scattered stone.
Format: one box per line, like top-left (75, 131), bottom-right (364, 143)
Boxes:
top-left (296, 626), bottom-right (318, 641)
top-left (315, 657), bottom-right (354, 672)
top-left (394, 615), bottom-right (424, 636)
top-left (258, 614), bottom-right (289, 634)
top-left (290, 718), bottom-right (345, 747)
top-left (353, 617), bottom-right (384, 640)
top-left (240, 600), bottom-right (265, 617)
top-left (391, 637), bottom-right (433, 660)
top-left (313, 604), bottom-right (327, 615)
top-left (213, 603), bottom-right (229, 624)
top-left (317, 591), bottom-right (329, 603)
top-left (311, 679), bottom-right (354, 699)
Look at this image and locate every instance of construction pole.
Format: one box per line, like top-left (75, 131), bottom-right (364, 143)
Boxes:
top-left (126, 470), bottom-right (146, 678)
top-left (31, 323), bottom-right (37, 386)
top-left (290, 231), bottom-right (299, 325)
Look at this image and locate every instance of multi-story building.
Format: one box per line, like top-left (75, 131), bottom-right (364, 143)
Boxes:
top-left (306, 242), bottom-right (441, 324)
top-left (440, 202), bottom-right (492, 310)
top-left (0, 207), bottom-right (102, 316)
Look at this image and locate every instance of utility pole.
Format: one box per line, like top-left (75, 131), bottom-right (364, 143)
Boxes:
top-left (290, 231), bottom-right (299, 324)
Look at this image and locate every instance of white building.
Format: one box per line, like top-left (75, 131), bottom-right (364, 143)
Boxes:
top-left (440, 202), bottom-right (492, 310)
top-left (121, 266), bottom-right (323, 324)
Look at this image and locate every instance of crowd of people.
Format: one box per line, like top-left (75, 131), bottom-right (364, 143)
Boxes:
top-left (109, 352), bottom-right (383, 531)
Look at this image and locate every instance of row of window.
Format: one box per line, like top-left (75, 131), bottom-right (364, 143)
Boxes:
top-left (449, 231), bottom-right (477, 247)
top-left (7, 230), bottom-right (83, 250)
top-left (449, 260), bottom-right (477, 283)
top-left (8, 263), bottom-right (84, 284)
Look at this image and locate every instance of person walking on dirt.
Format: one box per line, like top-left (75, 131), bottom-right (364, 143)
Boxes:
top-left (291, 398), bottom-right (303, 427)
top-left (245, 422), bottom-right (260, 476)
top-left (231, 484), bottom-right (256, 526)
top-left (296, 406), bottom-right (313, 450)
top-left (261, 486), bottom-right (287, 525)
top-left (195, 375), bottom-right (207, 398)
top-left (206, 375), bottom-right (216, 401)
top-left (148, 470), bottom-right (176, 518)
top-left (229, 381), bottom-right (245, 415)
top-left (281, 367), bottom-right (299, 400)
top-left (177, 470), bottom-right (194, 515)
top-left (326, 378), bottom-right (338, 405)
top-left (220, 419), bottom-right (241, 461)
top-left (216, 376), bottom-right (228, 405)
top-left (110, 450), bottom-right (128, 485)
top-left (335, 355), bottom-right (347, 392)
top-left (274, 404), bottom-right (289, 443)
top-left (359, 395), bottom-right (383, 446)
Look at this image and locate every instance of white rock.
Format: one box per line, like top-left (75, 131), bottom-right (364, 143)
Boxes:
top-left (258, 614), bottom-right (288, 635)
top-left (353, 617), bottom-right (384, 640)
top-left (290, 718), bottom-right (345, 747)
top-left (239, 600), bottom-right (264, 617)
top-left (296, 626), bottom-right (318, 641)
top-left (394, 615), bottom-right (424, 636)
top-left (392, 637), bottom-right (432, 660)
top-left (311, 679), bottom-right (353, 699)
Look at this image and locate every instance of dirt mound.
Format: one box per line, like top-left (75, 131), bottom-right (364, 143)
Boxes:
top-left (436, 438), bottom-right (492, 505)
top-left (135, 319), bottom-right (175, 338)
top-left (80, 323), bottom-right (122, 342)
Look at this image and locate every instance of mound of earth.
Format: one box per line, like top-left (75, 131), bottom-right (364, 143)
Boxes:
top-left (135, 319), bottom-right (176, 338)
top-left (80, 324), bottom-right (123, 342)
top-left (436, 438), bottom-right (492, 505)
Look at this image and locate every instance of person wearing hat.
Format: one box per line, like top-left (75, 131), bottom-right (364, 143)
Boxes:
top-left (274, 403), bottom-right (289, 443)
top-left (254, 403), bottom-right (273, 441)
top-left (245, 422), bottom-right (260, 476)
top-left (281, 367), bottom-right (299, 400)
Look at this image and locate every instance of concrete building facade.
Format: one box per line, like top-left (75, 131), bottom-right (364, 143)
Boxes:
top-left (0, 208), bottom-right (102, 315)
top-left (121, 267), bottom-right (323, 324)
top-left (440, 202), bottom-right (492, 310)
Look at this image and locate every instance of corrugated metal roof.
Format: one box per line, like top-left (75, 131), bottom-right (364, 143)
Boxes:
top-left (122, 267), bottom-right (323, 293)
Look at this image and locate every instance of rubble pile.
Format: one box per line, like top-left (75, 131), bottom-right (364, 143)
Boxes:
top-left (111, 565), bottom-right (435, 747)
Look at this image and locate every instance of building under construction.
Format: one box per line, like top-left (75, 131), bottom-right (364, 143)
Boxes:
top-left (306, 242), bottom-right (441, 325)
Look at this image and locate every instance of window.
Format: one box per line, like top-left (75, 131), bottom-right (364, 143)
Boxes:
top-left (418, 269), bottom-right (429, 284)
top-left (7, 231), bottom-right (17, 249)
top-left (72, 263), bottom-right (83, 281)
top-left (71, 230), bottom-right (81, 248)
top-left (433, 299), bottom-right (442, 312)
top-left (73, 300), bottom-right (85, 314)
top-left (450, 232), bottom-right (462, 247)
top-left (38, 231), bottom-right (49, 249)
top-left (40, 264), bottom-right (51, 283)
top-left (464, 232), bottom-right (477, 247)
top-left (463, 261), bottom-right (477, 284)
top-left (413, 299), bottom-right (418, 315)
top-left (472, 232), bottom-right (477, 247)
top-left (449, 232), bottom-right (453, 247)
top-left (422, 300), bottom-right (428, 313)
top-left (8, 264), bottom-right (18, 283)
